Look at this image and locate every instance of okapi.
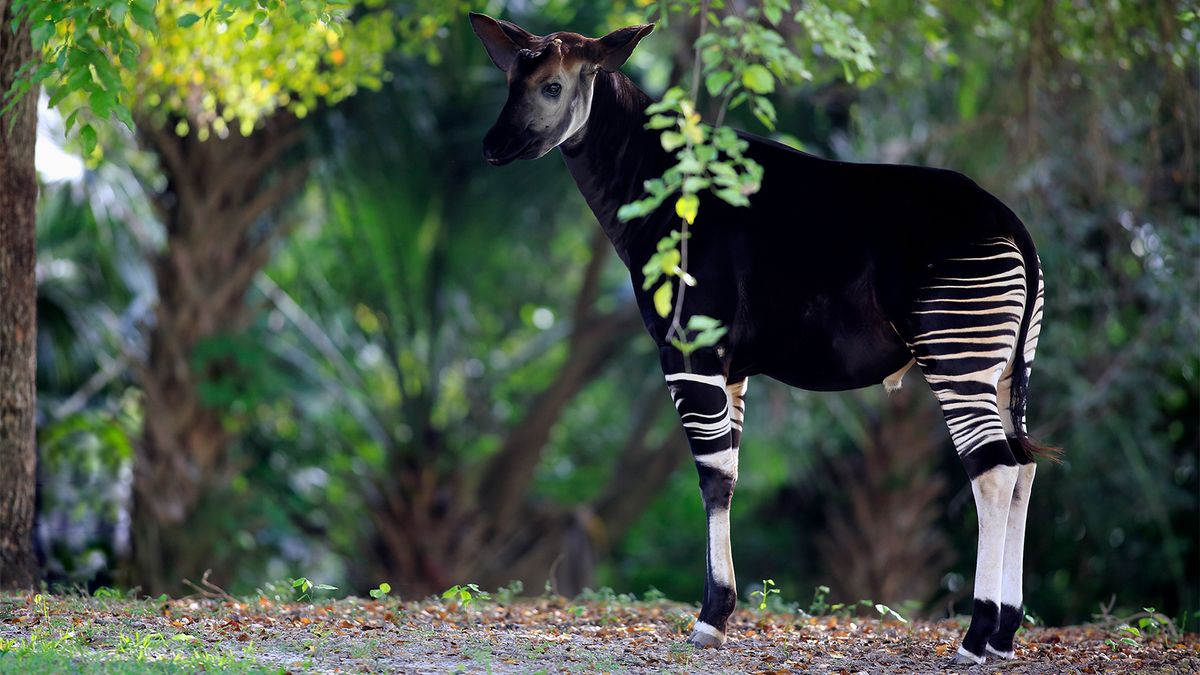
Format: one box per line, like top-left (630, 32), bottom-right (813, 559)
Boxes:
top-left (470, 13), bottom-right (1055, 665)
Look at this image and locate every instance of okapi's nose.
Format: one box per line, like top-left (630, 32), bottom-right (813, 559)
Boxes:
top-left (482, 123), bottom-right (527, 166)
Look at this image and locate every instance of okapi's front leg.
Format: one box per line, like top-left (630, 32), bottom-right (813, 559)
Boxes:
top-left (661, 349), bottom-right (747, 649)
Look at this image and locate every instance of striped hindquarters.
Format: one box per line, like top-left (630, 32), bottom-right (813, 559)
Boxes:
top-left (907, 237), bottom-right (1028, 461)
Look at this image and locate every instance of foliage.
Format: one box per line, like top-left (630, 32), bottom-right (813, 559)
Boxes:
top-left (750, 578), bottom-right (779, 612)
top-left (619, 0), bottom-right (877, 356)
top-left (442, 584), bottom-right (490, 608)
top-left (130, 0), bottom-right (395, 139)
top-left (3, 0), bottom-right (387, 149)
top-left (291, 577), bottom-right (337, 602)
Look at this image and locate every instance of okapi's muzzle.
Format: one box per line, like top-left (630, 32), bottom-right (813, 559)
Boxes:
top-left (481, 123), bottom-right (532, 166)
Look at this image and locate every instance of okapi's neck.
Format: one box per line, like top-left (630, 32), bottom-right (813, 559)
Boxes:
top-left (560, 70), bottom-right (668, 265)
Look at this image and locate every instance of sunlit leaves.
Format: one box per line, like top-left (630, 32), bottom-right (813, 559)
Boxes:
top-left (130, 1), bottom-right (397, 138)
top-left (2, 0), bottom-right (149, 138)
top-left (652, 281), bottom-right (674, 318)
top-left (675, 194), bottom-right (699, 225)
top-left (640, 229), bottom-right (690, 292)
top-left (793, 2), bottom-right (876, 83)
top-left (2, 0), bottom-right (413, 149)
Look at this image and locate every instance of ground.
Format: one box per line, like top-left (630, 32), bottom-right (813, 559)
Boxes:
top-left (1, 592), bottom-right (1197, 673)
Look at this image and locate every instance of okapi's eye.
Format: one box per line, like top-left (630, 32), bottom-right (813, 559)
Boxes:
top-left (543, 82), bottom-right (562, 98)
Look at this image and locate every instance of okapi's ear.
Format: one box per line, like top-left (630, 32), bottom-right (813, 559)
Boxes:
top-left (469, 12), bottom-right (538, 71)
top-left (592, 23), bottom-right (654, 72)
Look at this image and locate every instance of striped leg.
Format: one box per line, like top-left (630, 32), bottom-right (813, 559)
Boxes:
top-left (905, 237), bottom-right (1027, 664)
top-left (661, 349), bottom-right (745, 649)
top-left (988, 263), bottom-right (1044, 659)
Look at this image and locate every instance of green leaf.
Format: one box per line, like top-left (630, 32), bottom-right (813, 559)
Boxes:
top-left (764, 4), bottom-right (782, 25)
top-left (647, 114), bottom-right (676, 129)
top-left (660, 131), bottom-right (685, 151)
top-left (715, 187), bottom-right (750, 207)
top-left (686, 315), bottom-right (722, 331)
top-left (741, 64), bottom-right (775, 94)
top-left (753, 95), bottom-right (777, 130)
top-left (30, 20), bottom-right (54, 49)
top-left (660, 248), bottom-right (681, 276)
top-left (89, 89), bottom-right (115, 119)
top-left (79, 124), bottom-right (97, 157)
top-left (692, 326), bottom-right (727, 348)
top-left (176, 12), bottom-right (202, 27)
top-left (705, 71), bottom-right (732, 97)
top-left (114, 103), bottom-right (136, 132)
top-left (653, 281), bottom-right (673, 318)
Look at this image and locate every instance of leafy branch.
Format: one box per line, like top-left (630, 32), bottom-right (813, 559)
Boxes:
top-left (619, 0), bottom-right (876, 360)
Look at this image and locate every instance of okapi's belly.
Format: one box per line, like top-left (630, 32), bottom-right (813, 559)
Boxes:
top-left (746, 306), bottom-right (913, 392)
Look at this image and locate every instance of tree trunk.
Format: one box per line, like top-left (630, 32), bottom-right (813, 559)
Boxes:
top-left (361, 232), bottom-right (690, 599)
top-left (0, 0), bottom-right (40, 590)
top-left (128, 114), bottom-right (307, 594)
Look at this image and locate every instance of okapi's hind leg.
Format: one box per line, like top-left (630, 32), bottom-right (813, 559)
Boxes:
top-left (902, 237), bottom-right (1030, 665)
top-left (986, 263), bottom-right (1045, 659)
top-left (660, 348), bottom-right (746, 649)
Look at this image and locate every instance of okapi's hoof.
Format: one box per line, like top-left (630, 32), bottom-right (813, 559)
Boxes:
top-left (688, 622), bottom-right (726, 649)
top-left (947, 647), bottom-right (986, 666)
top-left (985, 643), bottom-right (1015, 660)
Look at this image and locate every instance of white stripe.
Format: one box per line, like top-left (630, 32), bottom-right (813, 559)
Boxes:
top-left (665, 372), bottom-right (726, 388)
top-left (695, 447), bottom-right (738, 475)
top-left (692, 621), bottom-right (725, 640)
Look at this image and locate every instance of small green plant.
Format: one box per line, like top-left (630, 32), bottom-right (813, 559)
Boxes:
top-left (442, 583), bottom-right (490, 607)
top-left (1104, 637), bottom-right (1138, 651)
top-left (750, 579), bottom-right (780, 612)
top-left (496, 579), bottom-right (524, 605)
top-left (291, 577), bottom-right (337, 602)
top-left (643, 586), bottom-right (667, 603)
top-left (1135, 607), bottom-right (1173, 638)
top-left (808, 585), bottom-right (831, 616)
top-left (92, 586), bottom-right (123, 602)
top-left (369, 582), bottom-right (392, 600)
top-left (31, 594), bottom-right (48, 622)
top-left (874, 602), bottom-right (909, 624)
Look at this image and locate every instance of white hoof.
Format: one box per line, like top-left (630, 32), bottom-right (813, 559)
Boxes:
top-left (689, 621), bottom-right (726, 649)
top-left (949, 646), bottom-right (986, 665)
top-left (985, 643), bottom-right (1015, 660)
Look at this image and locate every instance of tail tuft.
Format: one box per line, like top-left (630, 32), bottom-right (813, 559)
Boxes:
top-left (1018, 435), bottom-right (1063, 464)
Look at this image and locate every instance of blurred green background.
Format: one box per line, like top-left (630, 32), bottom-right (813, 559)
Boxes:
top-left (29, 0), bottom-right (1197, 629)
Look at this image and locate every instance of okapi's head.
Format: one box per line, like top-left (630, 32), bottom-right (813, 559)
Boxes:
top-left (469, 12), bottom-right (653, 165)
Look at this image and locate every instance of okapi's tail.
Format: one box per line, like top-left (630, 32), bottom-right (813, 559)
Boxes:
top-left (1008, 223), bottom-right (1062, 463)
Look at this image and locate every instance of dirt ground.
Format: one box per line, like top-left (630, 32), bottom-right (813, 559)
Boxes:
top-left (1, 593), bottom-right (1197, 673)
